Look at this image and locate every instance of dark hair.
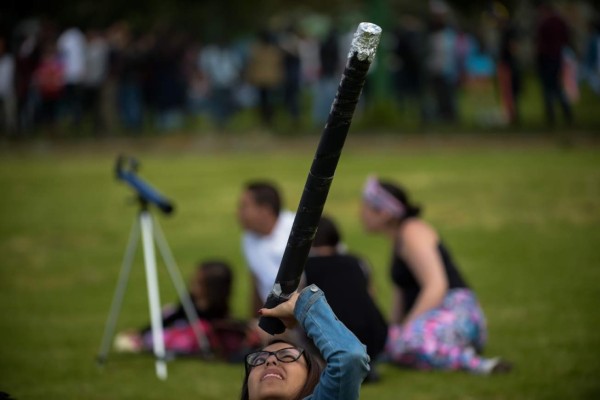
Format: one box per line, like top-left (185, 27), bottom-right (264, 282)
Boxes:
top-left (240, 339), bottom-right (322, 400)
top-left (313, 215), bottom-right (341, 248)
top-left (379, 180), bottom-right (422, 219)
top-left (246, 181), bottom-right (282, 217)
top-left (198, 260), bottom-right (233, 318)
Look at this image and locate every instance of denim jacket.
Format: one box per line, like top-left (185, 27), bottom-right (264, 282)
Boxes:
top-left (295, 285), bottom-right (370, 400)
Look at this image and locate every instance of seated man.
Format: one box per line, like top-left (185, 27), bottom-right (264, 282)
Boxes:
top-left (237, 181), bottom-right (294, 314)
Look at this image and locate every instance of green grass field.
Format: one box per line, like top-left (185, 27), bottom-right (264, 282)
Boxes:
top-left (1, 133), bottom-right (599, 399)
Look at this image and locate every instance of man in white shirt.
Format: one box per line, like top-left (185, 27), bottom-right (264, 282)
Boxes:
top-left (238, 181), bottom-right (294, 314)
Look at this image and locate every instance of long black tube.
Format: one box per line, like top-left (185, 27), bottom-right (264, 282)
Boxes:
top-left (259, 22), bottom-right (382, 335)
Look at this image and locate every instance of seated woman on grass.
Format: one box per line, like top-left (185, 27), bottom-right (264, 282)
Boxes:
top-left (360, 176), bottom-right (511, 374)
top-left (114, 260), bottom-right (260, 361)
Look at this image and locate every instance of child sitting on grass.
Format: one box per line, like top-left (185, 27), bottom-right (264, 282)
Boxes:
top-left (114, 260), bottom-right (261, 361)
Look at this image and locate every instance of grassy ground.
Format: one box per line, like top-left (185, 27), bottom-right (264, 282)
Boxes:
top-left (0, 133), bottom-right (599, 399)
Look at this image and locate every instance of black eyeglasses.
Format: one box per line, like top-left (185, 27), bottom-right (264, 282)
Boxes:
top-left (245, 347), bottom-right (305, 369)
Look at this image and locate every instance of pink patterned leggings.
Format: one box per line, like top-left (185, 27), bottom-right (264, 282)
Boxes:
top-left (386, 288), bottom-right (495, 373)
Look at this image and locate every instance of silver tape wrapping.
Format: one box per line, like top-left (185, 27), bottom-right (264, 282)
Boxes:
top-left (348, 22), bottom-right (382, 62)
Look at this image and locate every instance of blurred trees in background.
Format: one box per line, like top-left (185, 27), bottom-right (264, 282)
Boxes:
top-left (5, 0), bottom-right (583, 39)
top-left (5, 0), bottom-right (357, 40)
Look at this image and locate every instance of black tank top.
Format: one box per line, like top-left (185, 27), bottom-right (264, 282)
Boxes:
top-left (391, 241), bottom-right (469, 314)
top-left (305, 254), bottom-right (388, 359)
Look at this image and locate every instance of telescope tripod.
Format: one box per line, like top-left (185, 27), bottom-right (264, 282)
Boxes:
top-left (97, 202), bottom-right (211, 379)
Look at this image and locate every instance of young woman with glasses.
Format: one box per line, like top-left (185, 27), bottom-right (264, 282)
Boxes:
top-left (239, 285), bottom-right (369, 400)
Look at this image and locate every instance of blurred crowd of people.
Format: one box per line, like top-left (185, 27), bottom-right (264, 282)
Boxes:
top-left (0, 17), bottom-right (353, 137)
top-left (390, 0), bottom-right (600, 127)
top-left (0, 1), bottom-right (599, 137)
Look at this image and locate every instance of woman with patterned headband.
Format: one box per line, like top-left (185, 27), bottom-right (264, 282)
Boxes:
top-left (360, 176), bottom-right (511, 374)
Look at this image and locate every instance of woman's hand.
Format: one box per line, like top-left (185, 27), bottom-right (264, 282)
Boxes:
top-left (258, 291), bottom-right (300, 330)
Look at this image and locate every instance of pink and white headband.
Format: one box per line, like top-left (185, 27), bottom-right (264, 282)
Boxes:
top-left (363, 176), bottom-right (405, 218)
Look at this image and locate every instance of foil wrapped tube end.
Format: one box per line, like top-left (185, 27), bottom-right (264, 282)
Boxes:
top-left (348, 22), bottom-right (382, 62)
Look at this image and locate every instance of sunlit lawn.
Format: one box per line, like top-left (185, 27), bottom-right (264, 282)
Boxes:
top-left (0, 133), bottom-right (599, 399)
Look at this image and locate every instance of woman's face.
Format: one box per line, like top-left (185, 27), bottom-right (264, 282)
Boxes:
top-left (247, 342), bottom-right (308, 400)
top-left (360, 201), bottom-right (388, 233)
